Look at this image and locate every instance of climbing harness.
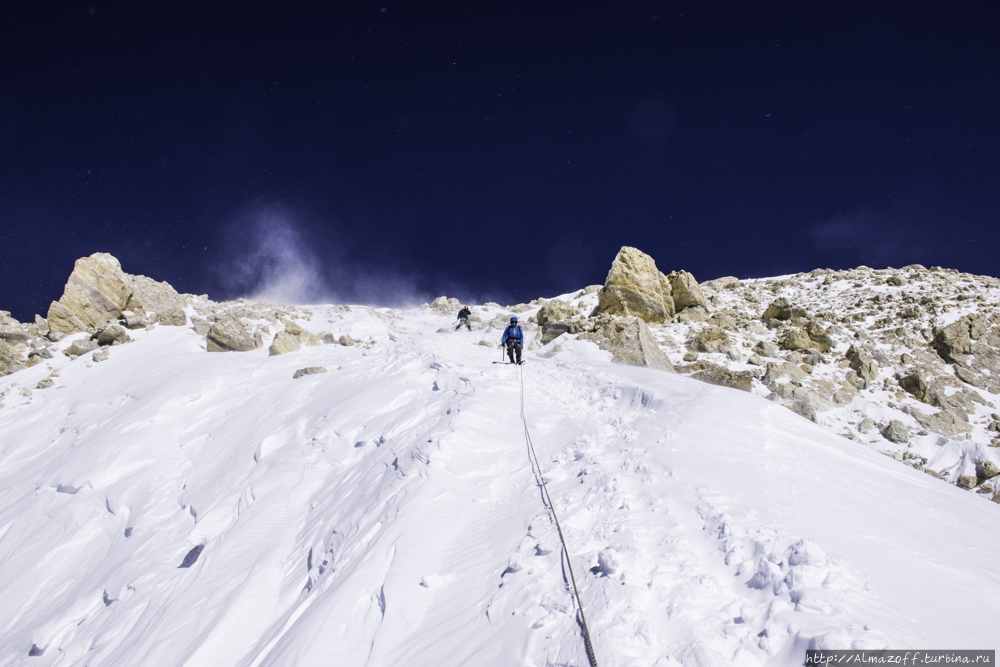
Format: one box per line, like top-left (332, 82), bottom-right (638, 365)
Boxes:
top-left (517, 363), bottom-right (600, 667)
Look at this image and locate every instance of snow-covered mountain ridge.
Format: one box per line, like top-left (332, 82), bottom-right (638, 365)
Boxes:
top-left (1, 252), bottom-right (999, 666)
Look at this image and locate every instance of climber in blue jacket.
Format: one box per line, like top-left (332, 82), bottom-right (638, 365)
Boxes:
top-left (501, 316), bottom-right (524, 365)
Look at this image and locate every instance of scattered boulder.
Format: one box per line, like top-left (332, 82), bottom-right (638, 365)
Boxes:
top-left (64, 338), bottom-right (100, 357)
top-left (762, 298), bottom-right (806, 322)
top-left (206, 317), bottom-right (263, 352)
top-left (94, 325), bottom-right (129, 346)
top-left (0, 340), bottom-right (22, 376)
top-left (578, 314), bottom-right (674, 372)
top-left (0, 312), bottom-right (28, 343)
top-left (958, 476), bottom-right (978, 490)
top-left (666, 270), bottom-right (707, 312)
top-left (125, 273), bottom-right (187, 317)
top-left (700, 276), bottom-right (741, 292)
top-left (285, 322), bottom-right (322, 346)
top-left (690, 363), bottom-right (753, 392)
top-left (541, 320), bottom-right (578, 345)
top-left (977, 460), bottom-right (1000, 480)
top-left (269, 331), bottom-right (301, 356)
top-left (954, 365), bottom-right (985, 388)
top-left (119, 311), bottom-right (147, 330)
top-left (339, 335), bottom-right (356, 346)
top-left (158, 309), bottom-right (188, 326)
top-left (762, 361), bottom-right (809, 388)
top-left (427, 296), bottom-right (463, 316)
top-left (486, 313), bottom-right (514, 330)
top-left (688, 326), bottom-right (730, 354)
top-left (881, 419), bottom-right (910, 444)
top-left (321, 333), bottom-right (337, 344)
top-left (932, 317), bottom-right (975, 363)
top-left (781, 322), bottom-right (832, 353)
top-left (858, 417), bottom-right (876, 433)
top-left (706, 313), bottom-right (738, 330)
top-left (899, 371), bottom-right (930, 401)
top-left (590, 246), bottom-right (675, 323)
top-left (675, 306), bottom-right (709, 322)
top-left (788, 400), bottom-right (818, 422)
top-left (832, 388), bottom-right (855, 406)
top-left (804, 322), bottom-right (833, 353)
top-left (92, 348), bottom-right (110, 362)
top-left (912, 408), bottom-right (972, 437)
top-left (781, 328), bottom-right (813, 351)
top-left (755, 340), bottom-right (778, 357)
top-left (190, 317), bottom-right (212, 335)
top-left (846, 344), bottom-right (879, 387)
top-left (293, 366), bottom-right (328, 379)
top-left (477, 339), bottom-right (495, 347)
top-left (536, 300), bottom-right (577, 327)
top-left (47, 301), bottom-right (88, 335)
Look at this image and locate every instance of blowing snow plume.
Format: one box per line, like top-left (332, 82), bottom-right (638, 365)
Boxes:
top-left (218, 208), bottom-right (331, 304)
top-left (216, 207), bottom-right (433, 307)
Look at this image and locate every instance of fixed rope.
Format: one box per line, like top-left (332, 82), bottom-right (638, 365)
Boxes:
top-left (517, 363), bottom-right (600, 667)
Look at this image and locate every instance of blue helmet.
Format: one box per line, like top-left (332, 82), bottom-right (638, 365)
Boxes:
top-left (510, 316), bottom-right (518, 323)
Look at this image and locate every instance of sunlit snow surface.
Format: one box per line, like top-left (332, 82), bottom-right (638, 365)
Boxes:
top-left (1, 301), bottom-right (998, 666)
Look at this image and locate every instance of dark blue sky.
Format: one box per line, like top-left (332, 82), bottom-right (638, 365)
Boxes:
top-left (2, 1), bottom-right (999, 320)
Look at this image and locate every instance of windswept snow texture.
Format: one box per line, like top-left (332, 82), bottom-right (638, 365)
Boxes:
top-left (1, 301), bottom-right (999, 666)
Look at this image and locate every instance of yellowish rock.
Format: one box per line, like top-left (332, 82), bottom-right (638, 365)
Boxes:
top-left (590, 246), bottom-right (675, 323)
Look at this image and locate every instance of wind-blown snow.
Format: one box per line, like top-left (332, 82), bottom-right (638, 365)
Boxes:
top-left (1, 300), bottom-right (998, 666)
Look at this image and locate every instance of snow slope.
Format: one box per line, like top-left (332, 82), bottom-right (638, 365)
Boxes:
top-left (1, 301), bottom-right (999, 667)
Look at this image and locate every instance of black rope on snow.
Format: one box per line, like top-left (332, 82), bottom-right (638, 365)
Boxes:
top-left (518, 364), bottom-right (600, 667)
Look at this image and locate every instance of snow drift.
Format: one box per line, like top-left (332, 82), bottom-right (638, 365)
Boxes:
top-left (1, 287), bottom-right (999, 666)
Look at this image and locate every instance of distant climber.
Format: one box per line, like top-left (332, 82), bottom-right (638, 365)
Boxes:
top-left (456, 306), bottom-right (472, 331)
top-left (501, 316), bottom-right (523, 365)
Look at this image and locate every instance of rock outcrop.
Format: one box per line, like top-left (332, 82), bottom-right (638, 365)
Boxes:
top-left (687, 326), bottom-right (730, 354)
top-left (285, 322), bottom-right (322, 347)
top-left (94, 325), bottom-right (129, 347)
top-left (47, 253), bottom-right (131, 333)
top-left (540, 320), bottom-right (579, 345)
top-left (206, 317), bottom-right (264, 352)
top-left (578, 314), bottom-right (674, 372)
top-left (688, 363), bottom-right (753, 392)
top-left (158, 309), bottom-right (188, 326)
top-left (882, 419), bottom-right (910, 444)
top-left (590, 247), bottom-right (675, 323)
top-left (781, 322), bottom-right (832, 353)
top-left (666, 270), bottom-right (707, 312)
top-left (536, 300), bottom-right (577, 327)
top-left (64, 339), bottom-right (99, 357)
top-left (426, 296), bottom-right (463, 316)
top-left (0, 312), bottom-right (28, 344)
top-left (0, 340), bottom-right (22, 376)
top-left (846, 345), bottom-right (879, 388)
top-left (46, 253), bottom-right (188, 334)
top-left (268, 322), bottom-right (322, 355)
top-left (762, 298), bottom-right (807, 322)
top-left (269, 331), bottom-right (301, 356)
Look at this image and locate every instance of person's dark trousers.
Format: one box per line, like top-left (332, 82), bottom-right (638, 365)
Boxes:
top-left (506, 343), bottom-right (522, 364)
top-left (455, 319), bottom-right (471, 330)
